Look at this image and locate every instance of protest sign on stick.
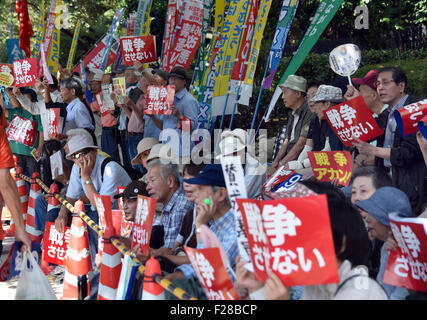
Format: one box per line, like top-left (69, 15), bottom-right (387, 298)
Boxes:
top-left (131, 195), bottom-right (156, 256)
top-left (308, 151), bottom-right (353, 186)
top-left (43, 222), bottom-right (70, 266)
top-left (120, 35), bottom-right (156, 66)
top-left (394, 99), bottom-right (427, 137)
top-left (144, 85), bottom-right (175, 115)
top-left (13, 57), bottom-right (38, 87)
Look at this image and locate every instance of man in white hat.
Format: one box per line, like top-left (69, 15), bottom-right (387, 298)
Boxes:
top-left (271, 75), bottom-right (315, 172)
top-left (131, 137), bottom-right (159, 170)
top-left (217, 128), bottom-right (266, 198)
top-left (54, 133), bottom-right (132, 268)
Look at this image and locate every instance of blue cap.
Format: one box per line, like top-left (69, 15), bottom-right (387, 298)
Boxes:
top-left (184, 164), bottom-right (226, 187)
top-left (355, 186), bottom-right (412, 226)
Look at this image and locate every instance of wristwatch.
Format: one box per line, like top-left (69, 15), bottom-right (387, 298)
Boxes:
top-left (84, 179), bottom-right (93, 185)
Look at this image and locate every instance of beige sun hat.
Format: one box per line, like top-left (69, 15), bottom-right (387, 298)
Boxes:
top-left (131, 137), bottom-right (159, 165)
top-left (146, 143), bottom-right (176, 163)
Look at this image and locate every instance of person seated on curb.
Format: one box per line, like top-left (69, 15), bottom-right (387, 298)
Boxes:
top-left (355, 186), bottom-right (412, 300)
top-left (216, 128), bottom-right (266, 199)
top-left (236, 185), bottom-right (388, 300)
top-left (285, 85), bottom-right (345, 176)
top-left (162, 164), bottom-right (238, 300)
top-left (151, 162), bottom-right (205, 273)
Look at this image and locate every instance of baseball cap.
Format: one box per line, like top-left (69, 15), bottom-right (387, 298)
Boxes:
top-left (184, 164), bottom-right (226, 188)
top-left (114, 180), bottom-right (149, 199)
top-left (168, 66), bottom-right (189, 81)
top-left (352, 69), bottom-right (378, 91)
top-left (355, 186), bottom-right (412, 226)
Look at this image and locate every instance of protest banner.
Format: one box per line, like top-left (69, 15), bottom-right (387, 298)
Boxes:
top-left (262, 165), bottom-right (303, 193)
top-left (131, 195), bottom-right (156, 256)
top-left (263, 0), bottom-right (299, 90)
top-left (66, 22), bottom-right (81, 71)
top-left (100, 9), bottom-right (124, 72)
top-left (13, 57), bottom-right (38, 87)
top-left (32, 0), bottom-right (46, 61)
top-left (220, 155), bottom-right (252, 263)
top-left (236, 194), bottom-right (339, 286)
top-left (94, 195), bottom-right (113, 256)
top-left (323, 96), bottom-right (383, 147)
top-left (383, 214), bottom-right (427, 293)
top-left (144, 85), bottom-right (175, 115)
top-left (160, 0), bottom-right (178, 70)
top-left (185, 246), bottom-right (241, 300)
top-left (43, 222), bottom-right (71, 266)
top-left (113, 77), bottom-right (127, 104)
top-left (265, 0), bottom-right (345, 122)
top-left (6, 115), bottom-right (37, 147)
top-left (46, 107), bottom-right (60, 139)
top-left (6, 38), bottom-right (25, 63)
top-left (120, 35), bottom-right (156, 66)
top-left (41, 0), bottom-right (60, 70)
top-left (394, 99), bottom-right (427, 137)
top-left (46, 0), bottom-right (62, 75)
top-left (40, 43), bottom-right (54, 84)
top-left (308, 151), bottom-right (352, 186)
top-left (167, 0), bottom-right (204, 71)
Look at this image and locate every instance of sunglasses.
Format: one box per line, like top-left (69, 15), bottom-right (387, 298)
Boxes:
top-left (72, 148), bottom-right (92, 160)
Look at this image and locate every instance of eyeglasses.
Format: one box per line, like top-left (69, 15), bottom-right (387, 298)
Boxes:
top-left (375, 79), bottom-right (395, 87)
top-left (72, 148), bottom-right (92, 159)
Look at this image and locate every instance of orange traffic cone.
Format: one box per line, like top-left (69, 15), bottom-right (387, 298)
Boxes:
top-left (26, 172), bottom-right (43, 242)
top-left (61, 200), bottom-right (92, 300)
top-left (3, 165), bottom-right (28, 237)
top-left (41, 183), bottom-right (61, 275)
top-left (97, 222), bottom-right (122, 300)
top-left (142, 257), bottom-right (165, 300)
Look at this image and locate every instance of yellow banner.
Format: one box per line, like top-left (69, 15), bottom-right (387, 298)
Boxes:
top-left (33, 0), bottom-right (46, 60)
top-left (47, 0), bottom-right (62, 75)
top-left (66, 22), bottom-right (81, 71)
top-left (212, 0), bottom-right (251, 100)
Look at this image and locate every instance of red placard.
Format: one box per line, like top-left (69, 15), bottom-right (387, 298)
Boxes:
top-left (6, 115), bottom-right (37, 147)
top-left (47, 108), bottom-right (60, 139)
top-left (394, 99), bottom-right (427, 137)
top-left (13, 57), bottom-right (38, 87)
top-left (43, 222), bottom-right (71, 266)
top-left (236, 195), bottom-right (339, 287)
top-left (131, 195), bottom-right (156, 255)
top-left (94, 194), bottom-right (112, 256)
top-left (383, 214), bottom-right (427, 293)
top-left (184, 246), bottom-right (241, 300)
top-left (323, 96), bottom-right (383, 147)
top-left (144, 85), bottom-right (175, 115)
top-left (167, 0), bottom-right (204, 71)
top-left (262, 166), bottom-right (303, 193)
top-left (120, 35), bottom-right (157, 66)
top-left (308, 151), bottom-right (352, 186)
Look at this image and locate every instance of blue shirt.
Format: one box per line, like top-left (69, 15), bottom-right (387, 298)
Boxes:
top-left (176, 208), bottom-right (238, 281)
top-left (63, 98), bottom-right (94, 133)
top-left (66, 154), bottom-right (132, 209)
top-left (143, 114), bottom-right (161, 140)
top-left (160, 188), bottom-right (194, 249)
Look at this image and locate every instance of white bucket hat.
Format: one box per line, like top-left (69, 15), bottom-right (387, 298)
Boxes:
top-left (65, 134), bottom-right (99, 160)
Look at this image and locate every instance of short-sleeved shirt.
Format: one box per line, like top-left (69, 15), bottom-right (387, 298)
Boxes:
top-left (63, 98), bottom-right (95, 133)
top-left (6, 106), bottom-right (43, 156)
top-left (285, 99), bottom-right (315, 155)
top-left (90, 100), bottom-right (116, 128)
top-left (160, 188), bottom-right (194, 249)
top-left (66, 154), bottom-right (132, 209)
top-left (307, 117), bottom-right (345, 151)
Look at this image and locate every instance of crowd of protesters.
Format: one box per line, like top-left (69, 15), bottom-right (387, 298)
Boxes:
top-left (0, 61), bottom-right (426, 300)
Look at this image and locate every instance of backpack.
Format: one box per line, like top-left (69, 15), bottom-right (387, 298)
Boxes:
top-left (100, 157), bottom-right (143, 182)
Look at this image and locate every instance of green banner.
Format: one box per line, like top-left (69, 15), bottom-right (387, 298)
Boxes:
top-left (278, 0), bottom-right (344, 85)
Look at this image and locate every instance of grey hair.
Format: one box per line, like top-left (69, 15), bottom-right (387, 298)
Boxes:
top-left (212, 185), bottom-right (231, 206)
top-left (147, 158), bottom-right (180, 186)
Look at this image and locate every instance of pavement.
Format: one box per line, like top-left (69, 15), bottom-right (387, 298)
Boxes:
top-left (0, 227), bottom-right (63, 300)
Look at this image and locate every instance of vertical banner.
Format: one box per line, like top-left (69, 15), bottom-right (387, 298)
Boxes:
top-left (160, 0), bottom-right (178, 70)
top-left (134, 0), bottom-right (149, 36)
top-left (33, 0), bottom-right (46, 61)
top-left (41, 0), bottom-right (59, 67)
top-left (265, 0), bottom-right (345, 122)
top-left (40, 43), bottom-right (54, 84)
top-left (383, 214), bottom-right (427, 293)
top-left (263, 0), bottom-right (300, 90)
top-left (66, 22), bottom-right (81, 71)
top-left (6, 38), bottom-right (25, 63)
top-left (211, 0), bottom-right (251, 117)
top-left (220, 156), bottom-right (252, 264)
top-left (167, 0), bottom-right (204, 71)
top-left (100, 9), bottom-right (124, 72)
top-left (94, 195), bottom-right (113, 256)
top-left (131, 195), bottom-right (156, 256)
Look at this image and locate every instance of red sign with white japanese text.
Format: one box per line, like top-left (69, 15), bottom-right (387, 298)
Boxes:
top-left (184, 246), bottom-right (241, 300)
top-left (47, 108), bottom-right (60, 139)
top-left (13, 57), bottom-right (38, 87)
top-left (323, 96), bottom-right (383, 147)
top-left (308, 151), bottom-right (352, 187)
top-left (131, 195), bottom-right (156, 256)
top-left (394, 99), bottom-right (427, 137)
top-left (94, 194), bottom-right (112, 256)
top-left (236, 195), bottom-right (339, 287)
top-left (43, 222), bottom-right (71, 266)
top-left (144, 85), bottom-right (175, 115)
top-left (6, 115), bottom-right (37, 147)
top-left (383, 214), bottom-right (427, 293)
top-left (262, 166), bottom-right (303, 193)
top-left (120, 35), bottom-right (156, 66)
top-left (167, 0), bottom-right (204, 71)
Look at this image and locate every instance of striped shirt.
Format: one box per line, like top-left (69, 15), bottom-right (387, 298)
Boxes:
top-left (176, 208), bottom-right (238, 281)
top-left (161, 189), bottom-right (194, 249)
